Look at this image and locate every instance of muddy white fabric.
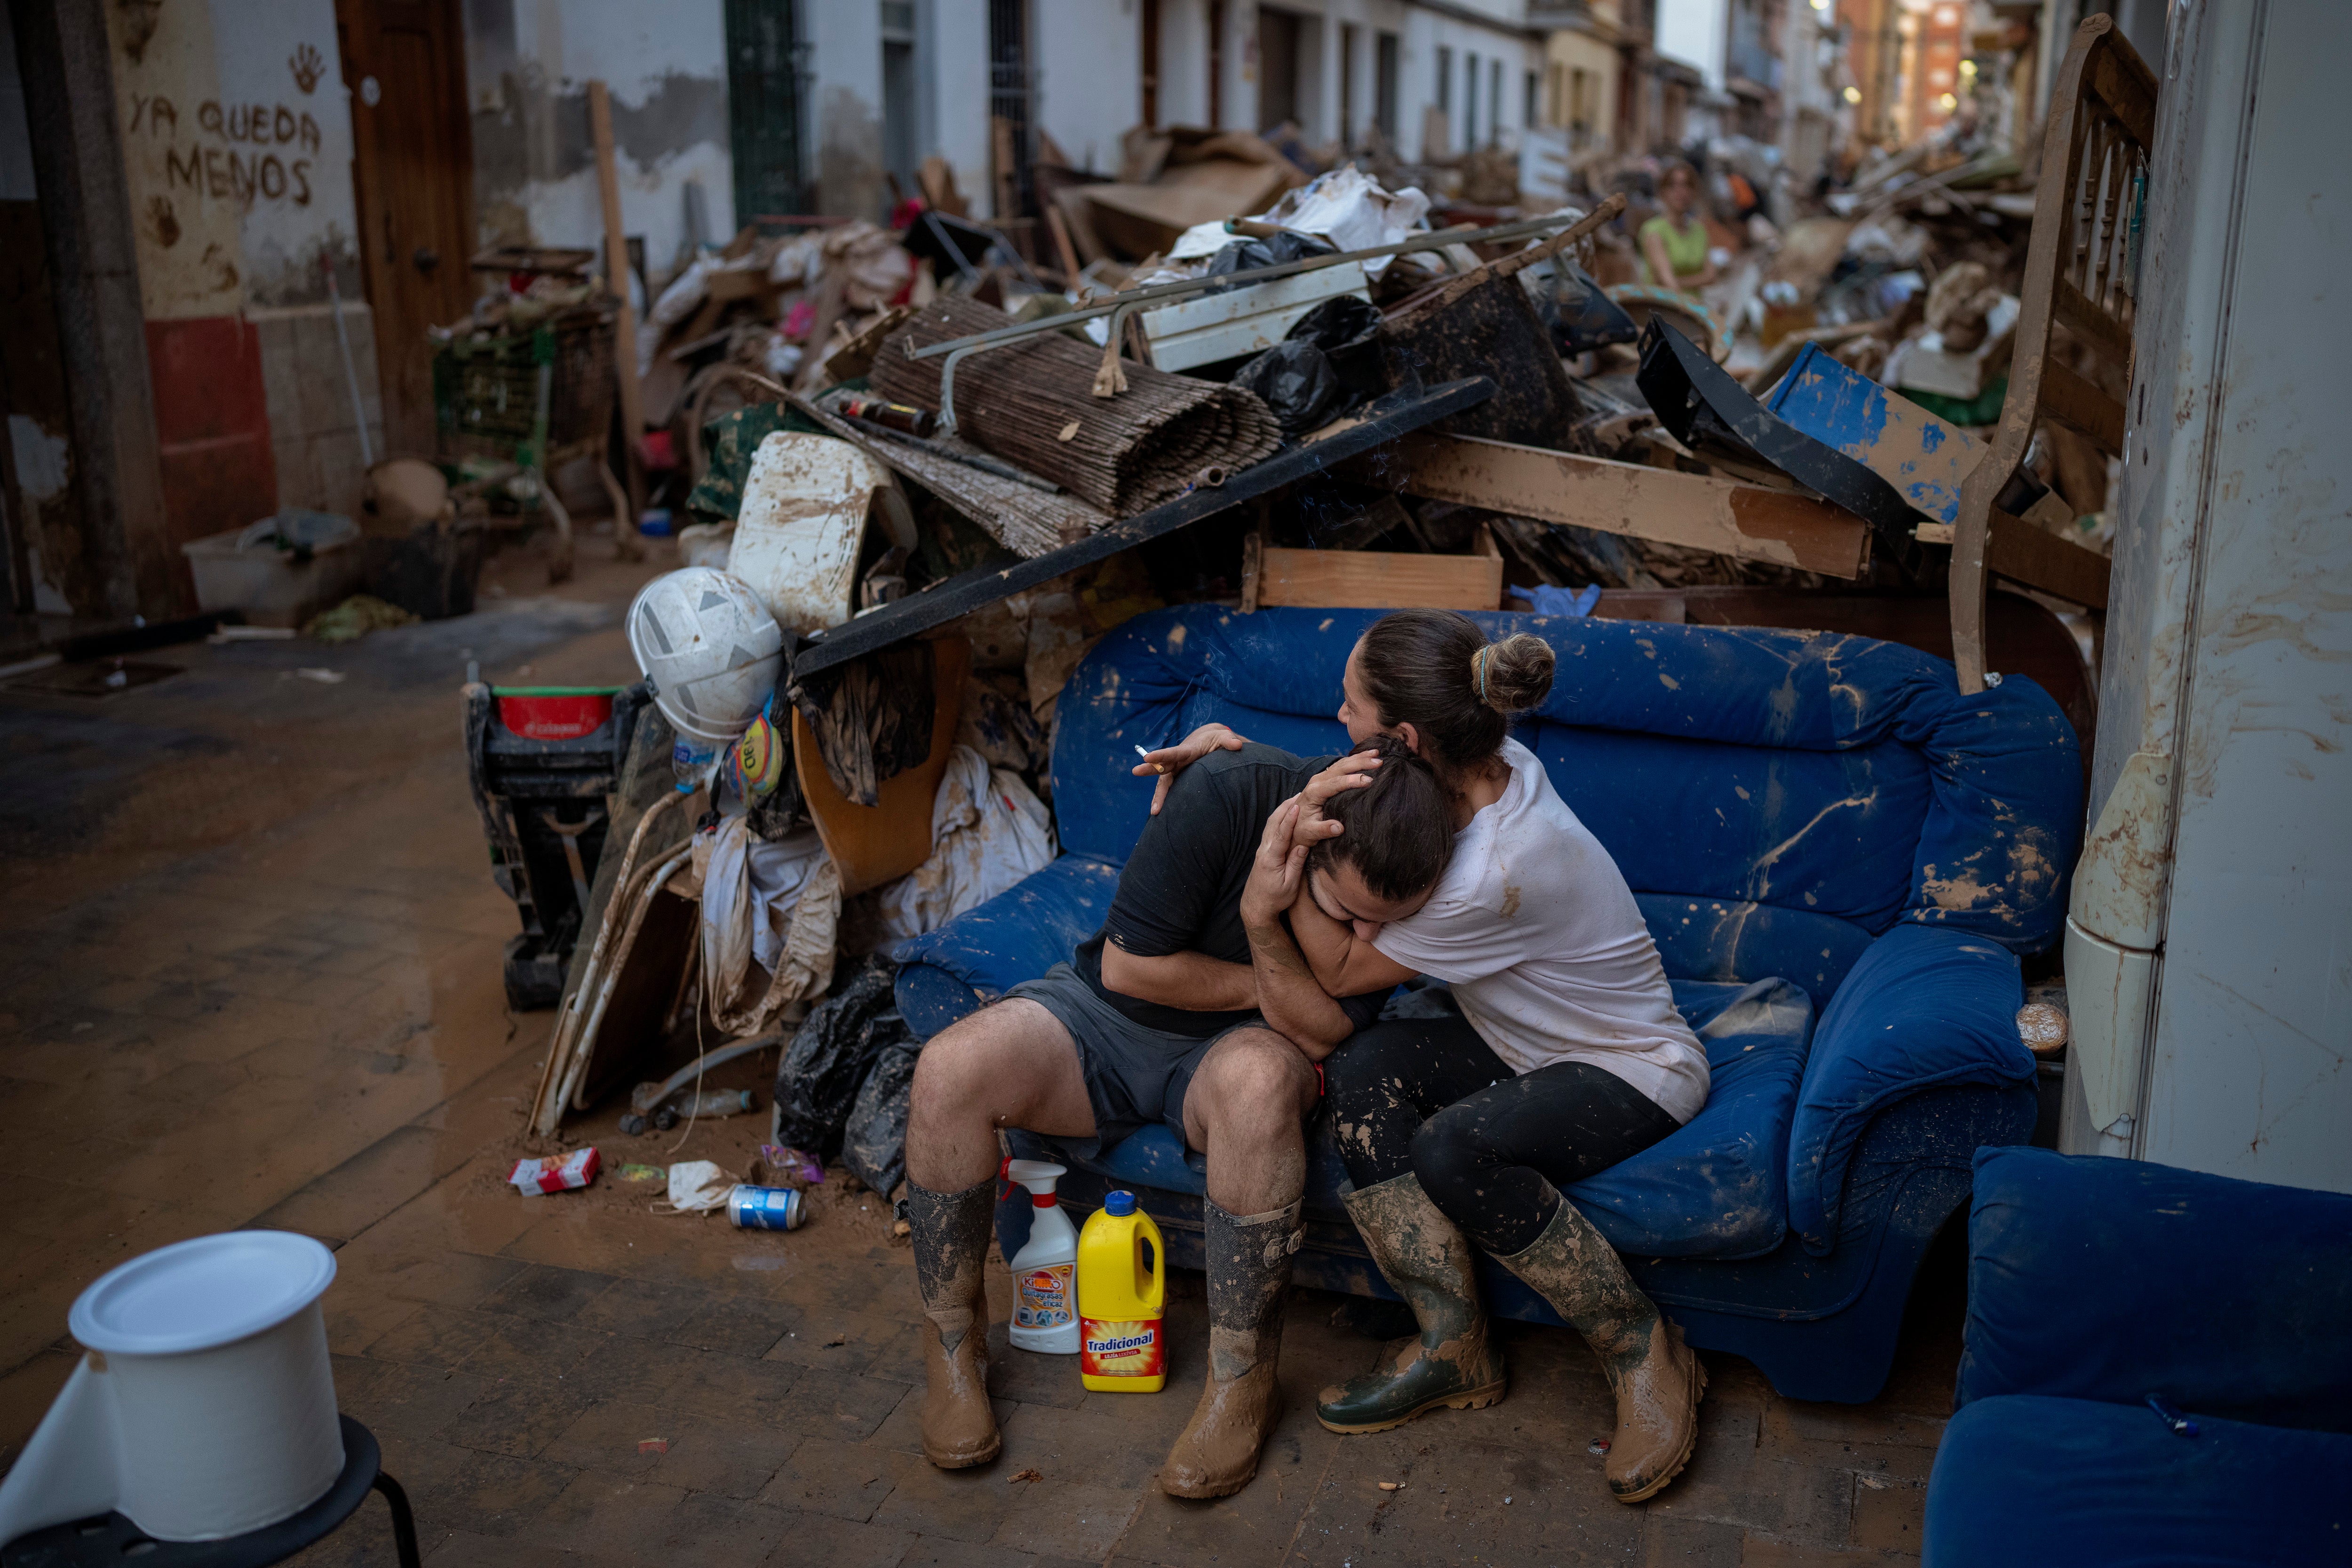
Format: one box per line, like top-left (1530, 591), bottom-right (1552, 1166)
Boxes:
top-left (697, 815), bottom-right (842, 1037)
top-left (1165, 166), bottom-right (1433, 277)
top-left (870, 746), bottom-right (1056, 942)
top-left (664, 1161), bottom-right (734, 1212)
top-left (1372, 739), bottom-right (1710, 1122)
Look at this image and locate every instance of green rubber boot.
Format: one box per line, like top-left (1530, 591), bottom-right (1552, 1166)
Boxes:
top-left (1493, 1197), bottom-right (1704, 1504)
top-left (1316, 1174), bottom-right (1507, 1434)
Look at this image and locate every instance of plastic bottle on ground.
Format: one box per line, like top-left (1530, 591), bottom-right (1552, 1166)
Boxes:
top-left (1004, 1160), bottom-right (1080, 1354)
top-left (1078, 1189), bottom-right (1166, 1392)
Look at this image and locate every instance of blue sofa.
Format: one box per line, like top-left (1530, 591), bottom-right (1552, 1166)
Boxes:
top-left (1925, 1148), bottom-right (2352, 1564)
top-left (894, 605), bottom-right (2083, 1402)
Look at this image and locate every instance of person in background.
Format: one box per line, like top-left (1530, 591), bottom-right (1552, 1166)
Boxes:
top-left (1639, 159), bottom-right (1717, 294)
top-left (1137, 611), bottom-right (1711, 1505)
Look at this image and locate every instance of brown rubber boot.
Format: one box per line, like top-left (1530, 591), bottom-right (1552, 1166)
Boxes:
top-left (1493, 1199), bottom-right (1705, 1503)
top-left (906, 1176), bottom-right (1001, 1469)
top-left (1160, 1198), bottom-right (1301, 1499)
top-left (1317, 1174), bottom-right (1507, 1433)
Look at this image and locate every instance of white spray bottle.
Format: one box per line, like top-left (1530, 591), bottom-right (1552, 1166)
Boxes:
top-left (1004, 1159), bottom-right (1080, 1353)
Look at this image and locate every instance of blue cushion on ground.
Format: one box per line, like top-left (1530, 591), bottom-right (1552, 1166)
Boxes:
top-left (1564, 978), bottom-right (1813, 1259)
top-left (1959, 1148), bottom-right (2352, 1433)
top-left (1788, 923), bottom-right (2027, 1254)
top-left (1923, 1395), bottom-right (2352, 1568)
top-left (891, 855), bottom-right (1120, 1036)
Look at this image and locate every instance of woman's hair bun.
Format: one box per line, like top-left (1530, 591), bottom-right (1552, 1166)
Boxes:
top-left (1474, 633), bottom-right (1556, 714)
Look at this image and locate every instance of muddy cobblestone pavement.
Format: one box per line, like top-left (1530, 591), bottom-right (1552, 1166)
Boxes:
top-left (0, 549), bottom-right (1946, 1566)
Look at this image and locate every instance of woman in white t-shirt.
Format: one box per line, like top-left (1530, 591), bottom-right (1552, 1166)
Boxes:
top-left (1136, 610), bottom-right (1710, 1504)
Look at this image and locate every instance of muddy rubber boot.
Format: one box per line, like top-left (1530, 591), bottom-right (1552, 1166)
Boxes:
top-left (1493, 1199), bottom-right (1705, 1504)
top-left (1160, 1199), bottom-right (1301, 1499)
top-left (906, 1176), bottom-right (1001, 1470)
top-left (1317, 1174), bottom-right (1507, 1433)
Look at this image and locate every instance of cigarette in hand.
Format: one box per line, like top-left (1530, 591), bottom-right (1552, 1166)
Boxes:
top-left (1135, 744), bottom-right (1168, 775)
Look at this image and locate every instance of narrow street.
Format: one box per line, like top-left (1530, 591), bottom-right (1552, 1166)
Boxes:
top-left (0, 542), bottom-right (1947, 1568)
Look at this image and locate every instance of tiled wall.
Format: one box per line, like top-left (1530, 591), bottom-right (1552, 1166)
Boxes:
top-left (253, 302), bottom-right (389, 521)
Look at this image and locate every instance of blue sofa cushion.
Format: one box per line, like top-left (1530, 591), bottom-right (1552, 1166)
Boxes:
top-left (996, 977), bottom-right (1815, 1260)
top-left (1959, 1148), bottom-right (2352, 1433)
top-left (1050, 607), bottom-right (2081, 1008)
top-left (1924, 1395), bottom-right (2352, 1568)
top-left (892, 855), bottom-right (1120, 1037)
top-left (1565, 977), bottom-right (1812, 1258)
top-left (1636, 894), bottom-right (1877, 1010)
top-left (1789, 923), bottom-right (2026, 1254)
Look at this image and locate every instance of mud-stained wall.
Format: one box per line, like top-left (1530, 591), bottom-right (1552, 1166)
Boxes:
top-left (463, 2), bottom-right (734, 286)
top-left (103, 0), bottom-right (362, 315)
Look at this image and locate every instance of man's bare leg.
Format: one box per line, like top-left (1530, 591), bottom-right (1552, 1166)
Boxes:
top-left (905, 999), bottom-right (1097, 1470)
top-left (1164, 1027), bottom-right (1318, 1498)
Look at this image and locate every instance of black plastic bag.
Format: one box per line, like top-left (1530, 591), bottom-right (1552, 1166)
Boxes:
top-left (1230, 341), bottom-right (1343, 439)
top-left (771, 955), bottom-right (901, 1159)
top-left (1533, 258), bottom-right (1638, 356)
top-left (1203, 230), bottom-right (1337, 292)
top-left (842, 1039), bottom-right (921, 1199)
top-left (1286, 294), bottom-right (1385, 404)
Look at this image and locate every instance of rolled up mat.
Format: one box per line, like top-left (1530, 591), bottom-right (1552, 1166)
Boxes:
top-left (869, 295), bottom-right (1281, 516)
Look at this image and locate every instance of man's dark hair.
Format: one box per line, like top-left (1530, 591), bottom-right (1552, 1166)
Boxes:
top-left (1305, 735), bottom-right (1453, 902)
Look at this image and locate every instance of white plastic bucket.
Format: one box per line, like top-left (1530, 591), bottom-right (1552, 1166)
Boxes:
top-left (0, 1231), bottom-right (344, 1544)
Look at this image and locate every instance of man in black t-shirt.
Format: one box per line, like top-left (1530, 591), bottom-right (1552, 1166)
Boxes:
top-left (902, 737), bottom-right (1453, 1499)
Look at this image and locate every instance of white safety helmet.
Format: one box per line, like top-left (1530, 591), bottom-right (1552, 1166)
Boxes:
top-left (626, 568), bottom-right (785, 745)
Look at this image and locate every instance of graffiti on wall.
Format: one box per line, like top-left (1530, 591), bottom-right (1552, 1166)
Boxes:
top-left (127, 92), bottom-right (322, 229)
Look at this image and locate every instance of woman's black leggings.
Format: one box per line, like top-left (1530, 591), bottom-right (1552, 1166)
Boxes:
top-left (1324, 1013), bottom-right (1682, 1257)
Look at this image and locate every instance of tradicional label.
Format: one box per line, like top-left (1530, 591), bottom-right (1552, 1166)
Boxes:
top-left (1016, 1264), bottom-right (1074, 1329)
top-left (1081, 1315), bottom-right (1165, 1378)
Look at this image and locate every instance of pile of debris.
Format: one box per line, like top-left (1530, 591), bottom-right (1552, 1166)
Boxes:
top-left (493, 73), bottom-right (2142, 1209)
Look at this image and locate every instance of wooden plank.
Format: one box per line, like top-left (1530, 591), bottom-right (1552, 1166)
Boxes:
top-left (1353, 431), bottom-right (1871, 580)
top-left (2040, 358), bottom-right (2128, 453)
top-left (2052, 276), bottom-right (2133, 370)
top-left (1259, 525), bottom-right (1503, 610)
top-left (588, 80), bottom-right (646, 550)
top-left (1986, 506), bottom-right (2112, 609)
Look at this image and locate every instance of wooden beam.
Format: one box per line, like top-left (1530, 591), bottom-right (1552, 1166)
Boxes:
top-left (588, 80), bottom-right (646, 553)
top-left (2052, 277), bottom-right (2133, 371)
top-left (1986, 506), bottom-right (2113, 609)
top-left (2040, 358), bottom-right (2127, 454)
top-left (1351, 432), bottom-right (1871, 580)
top-left (1259, 524), bottom-right (1504, 610)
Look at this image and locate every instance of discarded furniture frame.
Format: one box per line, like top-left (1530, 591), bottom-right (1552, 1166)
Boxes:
top-left (1948, 15), bottom-right (2153, 692)
top-left (1351, 429), bottom-right (1871, 579)
top-left (901, 206), bottom-right (1616, 432)
top-left (789, 375), bottom-right (1495, 680)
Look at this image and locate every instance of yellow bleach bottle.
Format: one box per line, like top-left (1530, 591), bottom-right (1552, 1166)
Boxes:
top-left (1078, 1190), bottom-right (1166, 1392)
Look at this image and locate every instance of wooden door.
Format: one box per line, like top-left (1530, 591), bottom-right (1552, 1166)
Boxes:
top-left (337, 0), bottom-right (474, 458)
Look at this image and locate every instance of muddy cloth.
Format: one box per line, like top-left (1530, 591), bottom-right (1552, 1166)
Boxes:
top-left (1073, 742), bottom-right (1359, 1037)
top-left (772, 955), bottom-right (906, 1159)
top-left (791, 642), bottom-right (936, 807)
top-left (1325, 1012), bottom-right (1682, 1256)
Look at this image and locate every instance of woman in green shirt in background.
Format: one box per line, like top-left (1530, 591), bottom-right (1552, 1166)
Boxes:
top-left (1639, 160), bottom-right (1716, 294)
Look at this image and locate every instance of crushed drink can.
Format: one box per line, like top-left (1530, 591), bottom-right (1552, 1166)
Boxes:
top-left (727, 1184), bottom-right (806, 1231)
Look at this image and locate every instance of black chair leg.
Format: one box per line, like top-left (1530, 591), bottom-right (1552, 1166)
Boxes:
top-left (371, 1472), bottom-right (421, 1568)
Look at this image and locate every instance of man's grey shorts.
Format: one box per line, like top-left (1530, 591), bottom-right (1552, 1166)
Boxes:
top-left (1002, 963), bottom-right (1267, 1158)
